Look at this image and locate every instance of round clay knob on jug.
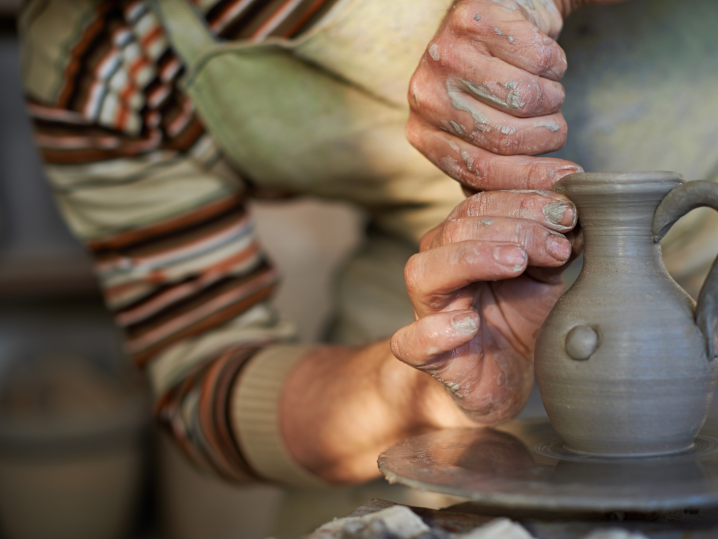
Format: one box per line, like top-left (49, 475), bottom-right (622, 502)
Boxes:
top-left (565, 325), bottom-right (598, 361)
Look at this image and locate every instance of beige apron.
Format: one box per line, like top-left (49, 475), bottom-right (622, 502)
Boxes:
top-left (150, 0), bottom-right (465, 347)
top-left (151, 0), bottom-right (461, 247)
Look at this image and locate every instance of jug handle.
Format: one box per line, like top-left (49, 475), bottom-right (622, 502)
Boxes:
top-left (652, 180), bottom-right (718, 360)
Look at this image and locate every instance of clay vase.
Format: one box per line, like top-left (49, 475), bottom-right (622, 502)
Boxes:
top-left (535, 172), bottom-right (718, 457)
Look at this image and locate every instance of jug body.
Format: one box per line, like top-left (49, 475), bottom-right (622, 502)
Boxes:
top-left (535, 172), bottom-right (718, 456)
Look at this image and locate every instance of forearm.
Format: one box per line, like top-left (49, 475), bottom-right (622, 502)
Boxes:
top-left (279, 340), bottom-right (473, 484)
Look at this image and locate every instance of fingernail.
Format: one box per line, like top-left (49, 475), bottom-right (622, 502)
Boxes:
top-left (451, 312), bottom-right (478, 334)
top-left (493, 245), bottom-right (526, 271)
top-left (546, 234), bottom-right (571, 261)
top-left (554, 165), bottom-right (584, 182)
top-left (543, 201), bottom-right (576, 227)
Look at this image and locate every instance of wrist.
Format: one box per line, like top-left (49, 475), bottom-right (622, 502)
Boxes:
top-left (279, 341), bottom-right (471, 484)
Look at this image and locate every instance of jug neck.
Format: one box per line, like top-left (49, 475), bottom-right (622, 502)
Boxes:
top-left (554, 172), bottom-right (685, 268)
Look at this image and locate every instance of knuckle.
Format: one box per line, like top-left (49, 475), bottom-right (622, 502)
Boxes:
top-left (389, 333), bottom-right (405, 360)
top-left (494, 129), bottom-right (522, 155)
top-left (517, 192), bottom-right (535, 215)
top-left (438, 219), bottom-right (465, 245)
top-left (404, 114), bottom-right (425, 151)
top-left (407, 73), bottom-right (421, 112)
top-left (403, 255), bottom-right (423, 295)
top-left (449, 1), bottom-right (479, 34)
top-left (515, 79), bottom-right (544, 115)
top-left (526, 162), bottom-right (551, 189)
top-left (537, 48), bottom-right (554, 75)
top-left (464, 191), bottom-right (491, 217)
top-left (471, 156), bottom-right (490, 185)
top-left (530, 44), bottom-right (555, 77)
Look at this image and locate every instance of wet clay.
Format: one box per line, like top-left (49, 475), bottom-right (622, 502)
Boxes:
top-left (535, 172), bottom-right (718, 457)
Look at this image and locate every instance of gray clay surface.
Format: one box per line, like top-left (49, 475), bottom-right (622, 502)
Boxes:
top-left (535, 172), bottom-right (718, 457)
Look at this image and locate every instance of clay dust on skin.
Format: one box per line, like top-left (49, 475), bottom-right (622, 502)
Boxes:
top-left (447, 79), bottom-right (562, 144)
top-left (441, 135), bottom-right (481, 177)
top-left (450, 121), bottom-right (466, 137)
top-left (428, 43), bottom-right (440, 61)
top-left (533, 119), bottom-right (561, 132)
top-left (543, 201), bottom-right (575, 229)
top-left (493, 27), bottom-right (515, 43)
top-left (460, 150), bottom-right (474, 171)
top-left (459, 79), bottom-right (525, 111)
top-left (446, 80), bottom-right (516, 143)
top-left (432, 373), bottom-right (463, 398)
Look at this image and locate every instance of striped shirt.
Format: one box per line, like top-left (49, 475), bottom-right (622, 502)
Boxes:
top-left (20, 0), bottom-right (338, 480)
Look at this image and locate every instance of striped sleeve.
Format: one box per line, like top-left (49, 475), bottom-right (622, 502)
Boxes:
top-left (18, 0), bottom-right (325, 482)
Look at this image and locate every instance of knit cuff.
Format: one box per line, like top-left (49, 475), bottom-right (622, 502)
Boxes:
top-left (229, 344), bottom-right (328, 488)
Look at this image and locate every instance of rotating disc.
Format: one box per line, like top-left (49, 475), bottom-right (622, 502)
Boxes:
top-left (378, 419), bottom-right (718, 512)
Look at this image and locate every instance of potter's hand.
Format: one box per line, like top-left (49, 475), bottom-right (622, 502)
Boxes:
top-left (407, 0), bottom-right (623, 191)
top-left (390, 189), bottom-right (578, 424)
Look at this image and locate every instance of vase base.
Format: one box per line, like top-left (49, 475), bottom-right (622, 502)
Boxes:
top-left (537, 438), bottom-right (706, 461)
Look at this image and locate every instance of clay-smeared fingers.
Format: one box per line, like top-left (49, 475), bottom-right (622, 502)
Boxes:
top-left (405, 241), bottom-right (527, 314)
top-left (448, 190), bottom-right (577, 232)
top-left (418, 37), bottom-right (566, 120)
top-left (409, 72), bottom-right (567, 156)
top-left (390, 310), bottom-right (480, 368)
top-left (429, 217), bottom-right (571, 267)
top-left (407, 116), bottom-right (582, 191)
top-left (416, 45), bottom-right (566, 120)
top-left (448, 1), bottom-right (567, 79)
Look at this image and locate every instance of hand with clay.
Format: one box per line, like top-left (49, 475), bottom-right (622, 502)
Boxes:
top-left (391, 189), bottom-right (579, 423)
top-left (407, 0), bottom-right (624, 192)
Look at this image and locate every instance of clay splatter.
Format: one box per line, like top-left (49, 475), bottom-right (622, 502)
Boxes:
top-left (543, 201), bottom-right (571, 225)
top-left (459, 79), bottom-right (525, 110)
top-left (446, 80), bottom-right (490, 127)
top-left (428, 43), bottom-right (440, 61)
top-left (449, 120), bottom-right (466, 137)
top-left (460, 150), bottom-right (474, 172)
top-left (432, 374), bottom-right (463, 398)
top-left (534, 120), bottom-right (561, 132)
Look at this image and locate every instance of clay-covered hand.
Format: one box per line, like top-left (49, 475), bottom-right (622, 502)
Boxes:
top-left (390, 189), bottom-right (579, 424)
top-left (407, 0), bottom-right (623, 192)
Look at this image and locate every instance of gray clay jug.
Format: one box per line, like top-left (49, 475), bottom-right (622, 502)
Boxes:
top-left (535, 172), bottom-right (718, 457)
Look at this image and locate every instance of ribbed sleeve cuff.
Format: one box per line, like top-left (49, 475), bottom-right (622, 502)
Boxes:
top-left (229, 344), bottom-right (328, 488)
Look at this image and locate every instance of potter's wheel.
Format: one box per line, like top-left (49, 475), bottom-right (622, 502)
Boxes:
top-left (378, 418), bottom-right (718, 512)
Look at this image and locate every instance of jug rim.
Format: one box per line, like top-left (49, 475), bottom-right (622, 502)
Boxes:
top-left (553, 171), bottom-right (685, 195)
